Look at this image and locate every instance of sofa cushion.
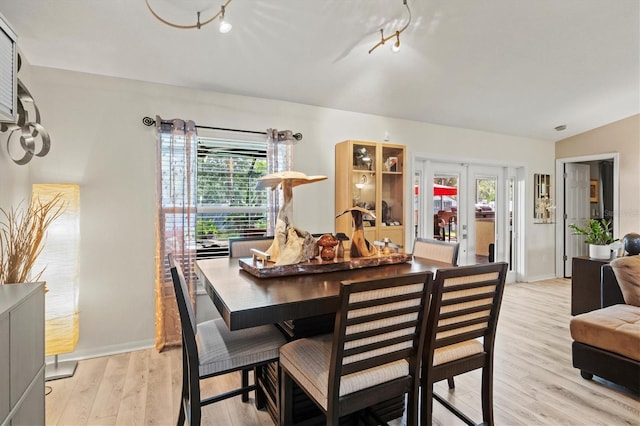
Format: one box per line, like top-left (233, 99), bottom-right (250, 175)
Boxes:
top-left (570, 304), bottom-right (640, 361)
top-left (610, 256), bottom-right (640, 307)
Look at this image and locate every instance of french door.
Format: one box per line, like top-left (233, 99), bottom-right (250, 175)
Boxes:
top-left (413, 159), bottom-right (520, 282)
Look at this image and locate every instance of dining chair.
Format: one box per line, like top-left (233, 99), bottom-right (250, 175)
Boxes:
top-left (412, 237), bottom-right (461, 389)
top-left (278, 271), bottom-right (433, 426)
top-left (412, 237), bottom-right (460, 266)
top-left (168, 254), bottom-right (287, 426)
top-left (228, 235), bottom-right (273, 258)
top-left (420, 262), bottom-right (508, 426)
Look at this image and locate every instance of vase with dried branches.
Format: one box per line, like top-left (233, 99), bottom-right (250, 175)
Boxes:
top-left (0, 194), bottom-right (65, 285)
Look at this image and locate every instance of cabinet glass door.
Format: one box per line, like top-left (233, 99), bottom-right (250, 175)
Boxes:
top-left (351, 143), bottom-right (377, 243)
top-left (380, 145), bottom-right (404, 245)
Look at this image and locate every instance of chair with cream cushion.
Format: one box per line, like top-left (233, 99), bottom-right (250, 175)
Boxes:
top-left (420, 262), bottom-right (508, 426)
top-left (279, 271), bottom-right (433, 426)
top-left (412, 237), bottom-right (459, 266)
top-left (168, 254), bottom-right (286, 426)
top-left (413, 237), bottom-right (461, 388)
top-left (228, 235), bottom-right (273, 258)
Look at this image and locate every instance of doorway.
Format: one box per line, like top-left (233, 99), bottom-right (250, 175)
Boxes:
top-left (413, 158), bottom-right (523, 283)
top-left (555, 153), bottom-right (619, 277)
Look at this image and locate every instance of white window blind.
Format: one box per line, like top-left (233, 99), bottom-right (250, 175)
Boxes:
top-left (197, 137), bottom-right (268, 258)
top-left (0, 16), bottom-right (16, 122)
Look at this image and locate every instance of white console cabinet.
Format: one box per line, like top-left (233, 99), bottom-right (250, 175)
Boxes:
top-left (0, 282), bottom-right (45, 426)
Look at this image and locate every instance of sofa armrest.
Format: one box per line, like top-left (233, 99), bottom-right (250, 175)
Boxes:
top-left (601, 264), bottom-right (625, 307)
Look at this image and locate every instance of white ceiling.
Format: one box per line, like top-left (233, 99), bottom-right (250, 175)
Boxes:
top-left (0, 0), bottom-right (638, 141)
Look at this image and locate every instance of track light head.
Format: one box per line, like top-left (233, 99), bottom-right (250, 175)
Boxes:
top-left (391, 31), bottom-right (401, 53)
top-left (219, 4), bottom-right (232, 33)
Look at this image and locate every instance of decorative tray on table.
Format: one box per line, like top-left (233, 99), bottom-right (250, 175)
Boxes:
top-left (238, 252), bottom-right (412, 278)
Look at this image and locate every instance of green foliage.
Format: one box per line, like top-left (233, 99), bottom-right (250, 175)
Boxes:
top-left (196, 218), bottom-right (218, 239)
top-left (569, 219), bottom-right (617, 245)
top-left (476, 179), bottom-right (496, 204)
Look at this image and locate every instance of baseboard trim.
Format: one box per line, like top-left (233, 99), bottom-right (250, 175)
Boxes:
top-left (46, 338), bottom-right (156, 364)
top-left (527, 274), bottom-right (557, 282)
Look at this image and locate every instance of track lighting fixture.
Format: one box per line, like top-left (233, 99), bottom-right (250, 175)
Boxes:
top-left (369, 0), bottom-right (412, 54)
top-left (145, 0), bottom-right (233, 31)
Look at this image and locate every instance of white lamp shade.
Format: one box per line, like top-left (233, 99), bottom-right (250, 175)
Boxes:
top-left (32, 184), bottom-right (80, 356)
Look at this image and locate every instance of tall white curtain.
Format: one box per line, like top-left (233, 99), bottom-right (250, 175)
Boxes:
top-left (155, 116), bottom-right (197, 351)
top-left (266, 129), bottom-right (294, 235)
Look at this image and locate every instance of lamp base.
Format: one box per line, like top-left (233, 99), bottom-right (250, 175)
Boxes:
top-left (45, 356), bottom-right (78, 381)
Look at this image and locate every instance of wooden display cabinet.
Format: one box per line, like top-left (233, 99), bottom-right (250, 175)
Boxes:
top-left (335, 140), bottom-right (406, 250)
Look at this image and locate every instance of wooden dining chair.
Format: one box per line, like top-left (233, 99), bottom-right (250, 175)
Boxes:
top-left (420, 262), bottom-right (508, 426)
top-left (412, 237), bottom-right (460, 389)
top-left (279, 271), bottom-right (433, 426)
top-left (412, 237), bottom-right (459, 266)
top-left (168, 254), bottom-right (286, 426)
top-left (227, 236), bottom-right (273, 258)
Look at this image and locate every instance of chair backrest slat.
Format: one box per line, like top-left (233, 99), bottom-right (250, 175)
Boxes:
top-left (328, 272), bottom-right (433, 401)
top-left (412, 237), bottom-right (460, 266)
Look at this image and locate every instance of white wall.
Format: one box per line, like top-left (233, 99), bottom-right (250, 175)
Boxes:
top-left (2, 65), bottom-right (555, 359)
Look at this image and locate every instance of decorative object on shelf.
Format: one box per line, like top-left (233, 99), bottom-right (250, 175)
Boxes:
top-left (569, 219), bottom-right (618, 260)
top-left (622, 232), bottom-right (640, 256)
top-left (0, 192), bottom-right (65, 285)
top-left (145, 0), bottom-right (234, 32)
top-left (256, 171), bottom-right (327, 265)
top-left (336, 206), bottom-right (377, 258)
top-left (384, 156), bottom-right (398, 172)
top-left (353, 146), bottom-right (373, 170)
top-left (0, 54), bottom-right (51, 165)
top-left (317, 234), bottom-right (339, 261)
top-left (534, 173), bottom-right (554, 223)
top-left (369, 0), bottom-right (412, 54)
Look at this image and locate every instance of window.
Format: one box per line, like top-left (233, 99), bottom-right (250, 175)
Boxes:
top-left (196, 137), bottom-right (268, 258)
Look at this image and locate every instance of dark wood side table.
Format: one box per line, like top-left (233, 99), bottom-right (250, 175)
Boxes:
top-left (571, 256), bottom-right (610, 316)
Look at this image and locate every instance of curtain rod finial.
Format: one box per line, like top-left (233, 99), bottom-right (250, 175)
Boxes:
top-left (142, 116), bottom-right (155, 126)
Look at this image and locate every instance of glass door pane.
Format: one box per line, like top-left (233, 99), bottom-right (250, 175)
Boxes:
top-left (433, 175), bottom-right (458, 242)
top-left (474, 176), bottom-right (497, 263)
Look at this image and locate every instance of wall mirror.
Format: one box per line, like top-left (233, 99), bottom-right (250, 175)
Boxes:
top-left (534, 173), bottom-right (553, 223)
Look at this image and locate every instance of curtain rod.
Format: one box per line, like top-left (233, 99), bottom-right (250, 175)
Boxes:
top-left (142, 116), bottom-right (303, 141)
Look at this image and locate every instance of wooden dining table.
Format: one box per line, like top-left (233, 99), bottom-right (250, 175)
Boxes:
top-left (195, 255), bottom-right (451, 424)
top-left (195, 256), bottom-right (450, 331)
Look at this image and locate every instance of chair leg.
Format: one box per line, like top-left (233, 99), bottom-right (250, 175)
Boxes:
top-left (178, 345), bottom-right (188, 426)
top-left (406, 386), bottom-right (419, 426)
top-left (241, 369), bottom-right (250, 402)
top-left (279, 369), bottom-right (294, 426)
top-left (420, 380), bottom-right (434, 426)
top-left (254, 366), bottom-right (266, 409)
top-left (481, 365), bottom-right (494, 426)
top-left (447, 377), bottom-right (455, 389)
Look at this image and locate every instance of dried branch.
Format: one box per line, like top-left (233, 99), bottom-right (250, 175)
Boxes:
top-left (0, 193), bottom-right (66, 284)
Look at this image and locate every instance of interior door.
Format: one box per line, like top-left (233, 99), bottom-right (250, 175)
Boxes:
top-left (564, 163), bottom-right (590, 277)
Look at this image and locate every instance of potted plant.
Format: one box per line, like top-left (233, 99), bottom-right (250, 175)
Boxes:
top-left (569, 219), bottom-right (617, 260)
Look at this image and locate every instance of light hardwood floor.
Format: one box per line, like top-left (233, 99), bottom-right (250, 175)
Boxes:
top-left (45, 278), bottom-right (639, 425)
